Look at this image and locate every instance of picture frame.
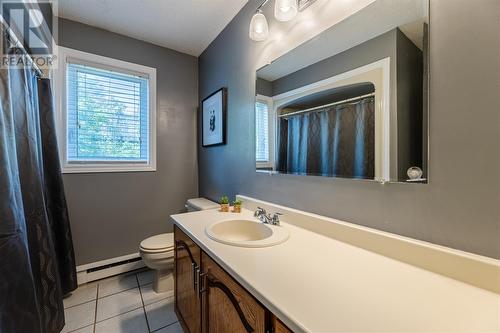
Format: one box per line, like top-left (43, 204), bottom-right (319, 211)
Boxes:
top-left (202, 87), bottom-right (227, 147)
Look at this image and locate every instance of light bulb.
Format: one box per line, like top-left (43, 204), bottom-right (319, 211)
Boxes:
top-left (274, 0), bottom-right (298, 21)
top-left (249, 10), bottom-right (269, 42)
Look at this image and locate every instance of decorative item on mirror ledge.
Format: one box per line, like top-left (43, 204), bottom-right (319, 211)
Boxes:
top-left (406, 166), bottom-right (426, 182)
top-left (219, 195), bottom-right (229, 212)
top-left (254, 0), bottom-right (429, 184)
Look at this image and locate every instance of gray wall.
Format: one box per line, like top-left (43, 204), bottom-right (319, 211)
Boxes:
top-left (256, 78), bottom-right (273, 97)
top-left (58, 18), bottom-right (199, 265)
top-left (269, 30), bottom-right (397, 97)
top-left (198, 0), bottom-right (500, 259)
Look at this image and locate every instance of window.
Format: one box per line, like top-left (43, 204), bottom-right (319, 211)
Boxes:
top-left (255, 101), bottom-right (269, 162)
top-left (255, 96), bottom-right (274, 169)
top-left (56, 47), bottom-right (156, 173)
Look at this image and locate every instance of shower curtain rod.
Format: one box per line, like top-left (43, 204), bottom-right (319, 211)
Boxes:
top-left (278, 92), bottom-right (375, 118)
top-left (0, 16), bottom-right (43, 77)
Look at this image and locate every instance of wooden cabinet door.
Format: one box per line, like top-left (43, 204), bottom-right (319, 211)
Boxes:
top-left (174, 226), bottom-right (201, 333)
top-left (272, 316), bottom-right (294, 333)
top-left (201, 252), bottom-right (266, 333)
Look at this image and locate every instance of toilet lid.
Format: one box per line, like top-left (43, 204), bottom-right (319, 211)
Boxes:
top-left (140, 233), bottom-right (174, 251)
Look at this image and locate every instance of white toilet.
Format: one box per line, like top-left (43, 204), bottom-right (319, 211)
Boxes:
top-left (140, 198), bottom-right (219, 293)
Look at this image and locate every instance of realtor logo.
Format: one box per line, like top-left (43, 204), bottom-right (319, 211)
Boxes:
top-left (1, 0), bottom-right (57, 70)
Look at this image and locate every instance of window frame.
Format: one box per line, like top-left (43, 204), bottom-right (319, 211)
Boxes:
top-left (255, 94), bottom-right (275, 169)
top-left (54, 46), bottom-right (157, 173)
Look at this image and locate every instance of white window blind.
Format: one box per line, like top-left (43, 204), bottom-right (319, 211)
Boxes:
top-left (255, 101), bottom-right (270, 162)
top-left (66, 63), bottom-right (149, 163)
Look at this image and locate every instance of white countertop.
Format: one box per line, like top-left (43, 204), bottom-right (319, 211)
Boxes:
top-left (171, 209), bottom-right (500, 333)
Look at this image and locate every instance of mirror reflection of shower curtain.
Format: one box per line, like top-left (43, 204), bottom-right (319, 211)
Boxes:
top-left (276, 97), bottom-right (375, 179)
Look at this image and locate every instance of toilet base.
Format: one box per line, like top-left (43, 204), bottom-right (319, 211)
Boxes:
top-left (153, 268), bottom-right (174, 293)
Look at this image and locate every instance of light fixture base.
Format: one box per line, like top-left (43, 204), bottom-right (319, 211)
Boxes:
top-left (298, 0), bottom-right (317, 11)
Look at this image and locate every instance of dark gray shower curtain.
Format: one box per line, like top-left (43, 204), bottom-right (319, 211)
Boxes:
top-left (0, 28), bottom-right (77, 333)
top-left (277, 97), bottom-right (375, 179)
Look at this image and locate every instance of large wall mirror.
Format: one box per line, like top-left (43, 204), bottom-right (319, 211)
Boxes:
top-left (255, 0), bottom-right (429, 183)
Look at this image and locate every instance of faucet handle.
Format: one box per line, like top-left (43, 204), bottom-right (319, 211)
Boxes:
top-left (254, 207), bottom-right (266, 217)
top-left (271, 212), bottom-right (283, 225)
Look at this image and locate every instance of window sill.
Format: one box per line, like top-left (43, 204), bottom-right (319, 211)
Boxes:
top-left (61, 164), bottom-right (156, 174)
top-left (256, 162), bottom-right (273, 169)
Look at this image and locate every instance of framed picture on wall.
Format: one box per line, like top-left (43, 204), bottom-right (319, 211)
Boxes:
top-left (202, 88), bottom-right (227, 147)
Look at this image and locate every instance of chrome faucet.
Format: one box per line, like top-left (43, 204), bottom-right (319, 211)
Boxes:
top-left (254, 207), bottom-right (283, 226)
top-left (254, 207), bottom-right (267, 219)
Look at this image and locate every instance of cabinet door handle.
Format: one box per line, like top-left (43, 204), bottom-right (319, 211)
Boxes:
top-left (206, 275), bottom-right (254, 333)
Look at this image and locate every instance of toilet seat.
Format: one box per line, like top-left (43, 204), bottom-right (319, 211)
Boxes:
top-left (140, 233), bottom-right (174, 253)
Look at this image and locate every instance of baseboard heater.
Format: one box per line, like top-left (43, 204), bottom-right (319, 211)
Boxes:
top-left (76, 253), bottom-right (146, 285)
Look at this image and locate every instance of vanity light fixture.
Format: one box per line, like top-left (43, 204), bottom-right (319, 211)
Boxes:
top-left (249, 0), bottom-right (316, 42)
top-left (274, 0), bottom-right (298, 21)
top-left (249, 9), bottom-right (269, 42)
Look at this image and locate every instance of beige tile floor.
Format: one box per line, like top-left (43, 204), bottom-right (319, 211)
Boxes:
top-left (62, 270), bottom-right (183, 333)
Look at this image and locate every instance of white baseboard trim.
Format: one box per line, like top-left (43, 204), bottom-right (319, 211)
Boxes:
top-left (76, 253), bottom-right (145, 285)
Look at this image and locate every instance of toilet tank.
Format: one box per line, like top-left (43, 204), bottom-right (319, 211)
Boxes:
top-left (185, 198), bottom-right (219, 212)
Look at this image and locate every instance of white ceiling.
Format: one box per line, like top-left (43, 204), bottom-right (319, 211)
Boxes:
top-left (57, 0), bottom-right (249, 56)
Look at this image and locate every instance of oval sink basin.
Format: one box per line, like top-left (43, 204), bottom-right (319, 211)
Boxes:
top-left (206, 219), bottom-right (289, 248)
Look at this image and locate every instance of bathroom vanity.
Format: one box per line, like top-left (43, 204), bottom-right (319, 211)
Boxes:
top-left (171, 196), bottom-right (500, 333)
top-left (174, 226), bottom-right (290, 333)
